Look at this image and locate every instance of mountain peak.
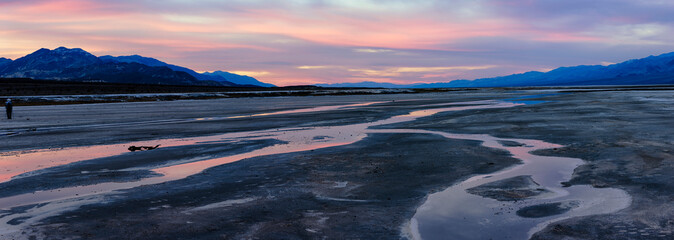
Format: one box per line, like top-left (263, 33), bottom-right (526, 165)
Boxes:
top-left (0, 47), bottom-right (102, 79)
top-left (27, 47), bottom-right (98, 59)
top-left (2, 47), bottom-right (276, 87)
top-left (31, 48), bottom-right (51, 55)
top-left (0, 57), bottom-right (11, 69)
top-left (52, 46), bottom-right (95, 56)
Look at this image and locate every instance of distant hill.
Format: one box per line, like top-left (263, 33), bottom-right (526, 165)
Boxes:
top-left (0, 47), bottom-right (203, 85)
top-left (100, 55), bottom-right (274, 87)
top-left (318, 52), bottom-right (674, 88)
top-left (201, 71), bottom-right (275, 87)
top-left (98, 55), bottom-right (274, 87)
top-left (0, 47), bottom-right (275, 87)
top-left (0, 58), bottom-right (12, 68)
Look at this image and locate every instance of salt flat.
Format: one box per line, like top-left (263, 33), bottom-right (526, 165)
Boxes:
top-left (0, 88), bottom-right (672, 239)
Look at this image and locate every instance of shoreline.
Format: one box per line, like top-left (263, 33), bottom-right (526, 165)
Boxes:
top-left (2, 80), bottom-right (674, 106)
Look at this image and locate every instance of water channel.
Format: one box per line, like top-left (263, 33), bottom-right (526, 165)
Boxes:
top-left (0, 99), bottom-right (630, 239)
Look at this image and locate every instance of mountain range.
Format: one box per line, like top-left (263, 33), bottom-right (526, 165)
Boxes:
top-left (0, 47), bottom-right (274, 87)
top-left (98, 55), bottom-right (275, 87)
top-left (318, 52), bottom-right (674, 88)
top-left (2, 47), bottom-right (674, 89)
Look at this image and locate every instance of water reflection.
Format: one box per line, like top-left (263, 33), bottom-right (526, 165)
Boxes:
top-left (391, 130), bottom-right (631, 240)
top-left (0, 99), bottom-right (630, 239)
top-left (0, 101), bottom-right (386, 183)
top-left (2, 101), bottom-right (519, 208)
top-left (0, 100), bottom-right (522, 235)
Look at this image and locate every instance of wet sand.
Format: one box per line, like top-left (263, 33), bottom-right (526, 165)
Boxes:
top-left (0, 89), bottom-right (673, 239)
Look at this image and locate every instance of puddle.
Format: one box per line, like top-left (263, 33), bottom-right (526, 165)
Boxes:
top-left (0, 98), bottom-right (630, 239)
top-left (1, 101), bottom-right (518, 208)
top-left (0, 101), bottom-right (385, 183)
top-left (0, 100), bottom-right (519, 234)
top-left (0, 131), bottom-right (259, 183)
top-left (395, 129), bottom-right (631, 240)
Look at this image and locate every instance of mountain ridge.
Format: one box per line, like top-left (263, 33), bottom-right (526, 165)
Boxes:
top-left (201, 71), bottom-right (275, 87)
top-left (1, 47), bottom-right (274, 87)
top-left (4, 47), bottom-right (674, 88)
top-left (318, 51), bottom-right (674, 88)
top-left (99, 55), bottom-right (274, 87)
top-left (97, 54), bottom-right (275, 87)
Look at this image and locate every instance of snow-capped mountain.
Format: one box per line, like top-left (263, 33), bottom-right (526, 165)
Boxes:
top-left (0, 47), bottom-right (203, 85)
top-left (0, 47), bottom-right (274, 87)
top-left (0, 47), bottom-right (101, 79)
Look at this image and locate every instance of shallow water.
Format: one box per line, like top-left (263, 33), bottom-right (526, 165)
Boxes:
top-left (382, 129), bottom-right (632, 240)
top-left (0, 100), bottom-right (516, 209)
top-left (0, 98), bottom-right (630, 239)
top-left (0, 101), bottom-right (385, 183)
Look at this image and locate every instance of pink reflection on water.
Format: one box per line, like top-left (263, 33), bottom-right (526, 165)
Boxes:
top-left (0, 139), bottom-right (197, 183)
top-left (395, 131), bottom-right (630, 240)
top-left (199, 101), bottom-right (386, 120)
top-left (0, 101), bottom-right (387, 184)
top-left (0, 100), bottom-right (520, 209)
top-left (0, 98), bottom-right (633, 239)
top-left (0, 99), bottom-right (528, 234)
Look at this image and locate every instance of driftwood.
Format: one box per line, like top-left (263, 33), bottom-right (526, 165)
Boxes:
top-left (128, 144), bottom-right (160, 152)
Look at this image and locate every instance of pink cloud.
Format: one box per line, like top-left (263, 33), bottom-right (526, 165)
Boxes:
top-left (1, 0), bottom-right (131, 20)
top-left (1, 0), bottom-right (672, 86)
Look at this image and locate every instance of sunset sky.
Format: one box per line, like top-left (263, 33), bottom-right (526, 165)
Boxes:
top-left (1, 0), bottom-right (674, 86)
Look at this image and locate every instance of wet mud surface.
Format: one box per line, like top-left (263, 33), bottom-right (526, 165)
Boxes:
top-left (516, 201), bottom-right (580, 218)
top-left (34, 133), bottom-right (518, 239)
top-left (392, 90), bottom-right (674, 239)
top-left (0, 140), bottom-right (281, 199)
top-left (0, 89), bottom-right (673, 239)
top-left (0, 93), bottom-right (508, 152)
top-left (466, 175), bottom-right (551, 202)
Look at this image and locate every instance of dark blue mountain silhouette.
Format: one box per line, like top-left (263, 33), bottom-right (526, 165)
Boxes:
top-left (201, 71), bottom-right (275, 87)
top-left (318, 52), bottom-right (674, 88)
top-left (0, 57), bottom-right (13, 68)
top-left (99, 55), bottom-right (274, 87)
top-left (0, 47), bottom-right (274, 87)
top-left (0, 47), bottom-right (204, 86)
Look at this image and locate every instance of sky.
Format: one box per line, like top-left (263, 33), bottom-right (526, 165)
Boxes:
top-left (1, 0), bottom-right (674, 86)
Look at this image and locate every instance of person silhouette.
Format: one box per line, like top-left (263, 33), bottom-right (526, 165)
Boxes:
top-left (5, 98), bottom-right (12, 120)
